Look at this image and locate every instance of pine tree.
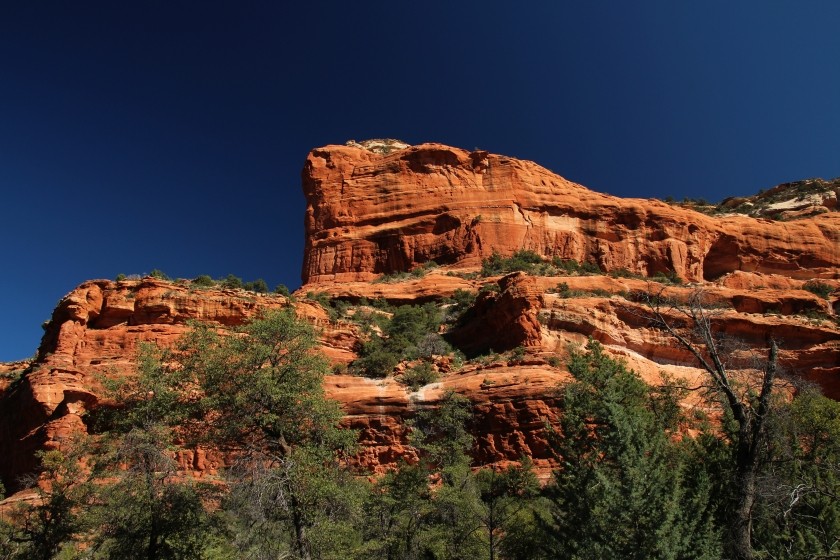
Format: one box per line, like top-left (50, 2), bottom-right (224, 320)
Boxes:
top-left (543, 340), bottom-right (720, 560)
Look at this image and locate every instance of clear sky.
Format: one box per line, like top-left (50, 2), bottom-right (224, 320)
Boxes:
top-left (1, 1), bottom-right (839, 361)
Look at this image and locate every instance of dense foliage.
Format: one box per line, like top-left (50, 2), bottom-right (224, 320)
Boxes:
top-left (2, 313), bottom-right (839, 559)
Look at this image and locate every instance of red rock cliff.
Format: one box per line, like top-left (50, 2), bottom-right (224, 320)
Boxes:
top-left (1, 140), bottom-right (838, 493)
top-left (302, 142), bottom-right (840, 284)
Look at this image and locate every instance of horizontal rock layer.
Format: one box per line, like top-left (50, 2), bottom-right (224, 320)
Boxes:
top-left (302, 142), bottom-right (840, 284)
top-left (2, 141), bottom-right (839, 494)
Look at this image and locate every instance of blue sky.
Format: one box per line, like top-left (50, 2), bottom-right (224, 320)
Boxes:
top-left (1, 1), bottom-right (839, 360)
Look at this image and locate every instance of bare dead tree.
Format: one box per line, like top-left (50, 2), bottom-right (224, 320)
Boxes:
top-left (639, 287), bottom-right (779, 560)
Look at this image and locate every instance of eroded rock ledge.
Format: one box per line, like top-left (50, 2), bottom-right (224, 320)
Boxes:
top-left (302, 142), bottom-right (840, 284)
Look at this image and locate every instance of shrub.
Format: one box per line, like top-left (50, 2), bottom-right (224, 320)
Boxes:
top-left (115, 273), bottom-right (127, 282)
top-left (191, 275), bottom-right (215, 288)
top-left (274, 284), bottom-right (291, 296)
top-left (375, 261), bottom-right (439, 283)
top-left (556, 282), bottom-right (571, 297)
top-left (306, 291), bottom-right (332, 309)
top-left (803, 280), bottom-right (834, 299)
top-left (415, 333), bottom-right (452, 359)
top-left (351, 303), bottom-right (443, 377)
top-left (220, 274), bottom-right (243, 289)
top-left (353, 343), bottom-right (400, 378)
top-left (327, 299), bottom-right (350, 321)
top-left (509, 346), bottom-right (527, 362)
top-left (481, 250), bottom-right (545, 276)
top-left (608, 268), bottom-right (642, 279)
top-left (400, 362), bottom-right (439, 391)
top-left (149, 269), bottom-right (170, 281)
top-left (651, 270), bottom-right (683, 285)
top-left (551, 257), bottom-right (601, 275)
top-left (411, 260), bottom-right (438, 277)
top-left (587, 288), bottom-right (612, 297)
top-left (243, 278), bottom-right (269, 293)
top-left (444, 289), bottom-right (478, 324)
top-left (479, 282), bottom-right (500, 294)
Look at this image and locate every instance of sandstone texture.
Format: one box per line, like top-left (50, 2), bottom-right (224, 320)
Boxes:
top-left (302, 142), bottom-right (839, 284)
top-left (2, 140), bottom-right (839, 493)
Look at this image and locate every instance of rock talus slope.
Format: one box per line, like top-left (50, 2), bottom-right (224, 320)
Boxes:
top-left (1, 140), bottom-right (838, 491)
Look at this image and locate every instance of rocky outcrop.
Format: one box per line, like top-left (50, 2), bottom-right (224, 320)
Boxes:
top-left (0, 279), bottom-right (291, 490)
top-left (2, 140), bottom-right (839, 494)
top-left (302, 142), bottom-right (840, 284)
top-left (446, 272), bottom-right (544, 356)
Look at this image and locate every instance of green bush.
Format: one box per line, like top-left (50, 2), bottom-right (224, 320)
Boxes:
top-left (274, 284), bottom-right (291, 296)
top-left (374, 261), bottom-right (439, 283)
top-left (191, 275), bottom-right (215, 288)
top-left (482, 250), bottom-right (602, 277)
top-left (481, 250), bottom-right (545, 276)
top-left (353, 342), bottom-right (400, 378)
top-left (400, 362), bottom-right (440, 391)
top-left (306, 291), bottom-right (328, 306)
top-left (803, 280), bottom-right (834, 299)
top-left (651, 270), bottom-right (683, 285)
top-left (551, 257), bottom-right (600, 275)
top-left (479, 282), bottom-right (500, 294)
top-left (608, 268), bottom-right (643, 279)
top-left (243, 278), bottom-right (269, 293)
top-left (220, 274), bottom-right (243, 289)
top-left (115, 273), bottom-right (127, 282)
top-left (352, 303), bottom-right (443, 377)
top-left (444, 288), bottom-right (478, 324)
top-left (149, 269), bottom-right (170, 281)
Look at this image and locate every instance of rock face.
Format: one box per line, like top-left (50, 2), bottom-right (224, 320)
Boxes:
top-left (302, 142), bottom-right (840, 284)
top-left (2, 140), bottom-right (839, 493)
top-left (446, 272), bottom-right (544, 356)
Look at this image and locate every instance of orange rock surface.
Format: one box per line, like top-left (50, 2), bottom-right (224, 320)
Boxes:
top-left (302, 142), bottom-right (840, 284)
top-left (2, 140), bottom-right (839, 493)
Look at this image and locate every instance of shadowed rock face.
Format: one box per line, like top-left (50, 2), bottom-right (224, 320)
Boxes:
top-left (302, 142), bottom-right (840, 284)
top-left (1, 141), bottom-right (838, 492)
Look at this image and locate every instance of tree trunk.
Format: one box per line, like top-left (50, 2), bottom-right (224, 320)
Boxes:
top-left (731, 459), bottom-right (757, 560)
top-left (290, 493), bottom-right (311, 560)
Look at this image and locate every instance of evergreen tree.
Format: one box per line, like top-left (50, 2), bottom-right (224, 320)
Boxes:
top-left (543, 340), bottom-right (720, 560)
top-left (176, 309), bottom-right (359, 560)
top-left (753, 389), bottom-right (840, 559)
top-left (360, 461), bottom-right (437, 560)
top-left (88, 343), bottom-right (216, 559)
top-left (4, 445), bottom-right (90, 559)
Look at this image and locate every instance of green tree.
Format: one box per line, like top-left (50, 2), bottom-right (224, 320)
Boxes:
top-left (753, 389), bottom-right (840, 559)
top-left (644, 289), bottom-right (780, 560)
top-left (353, 303), bottom-right (443, 377)
top-left (4, 445), bottom-right (90, 560)
top-left (543, 340), bottom-right (720, 560)
top-left (149, 269), bottom-right (170, 281)
top-left (243, 278), bottom-right (268, 293)
top-left (219, 274), bottom-right (243, 289)
top-left (360, 461), bottom-right (436, 560)
top-left (175, 309), bottom-right (358, 560)
top-left (473, 460), bottom-right (540, 560)
top-left (90, 441), bottom-right (212, 560)
top-left (191, 274), bottom-right (215, 287)
top-left (88, 343), bottom-right (216, 559)
top-left (411, 390), bottom-right (473, 473)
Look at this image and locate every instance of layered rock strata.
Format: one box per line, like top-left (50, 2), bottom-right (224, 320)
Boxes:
top-left (303, 142), bottom-right (840, 284)
top-left (1, 140), bottom-right (838, 493)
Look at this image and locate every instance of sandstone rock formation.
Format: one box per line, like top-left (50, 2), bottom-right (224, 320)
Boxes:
top-left (302, 142), bottom-right (840, 284)
top-left (2, 140), bottom-right (838, 494)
